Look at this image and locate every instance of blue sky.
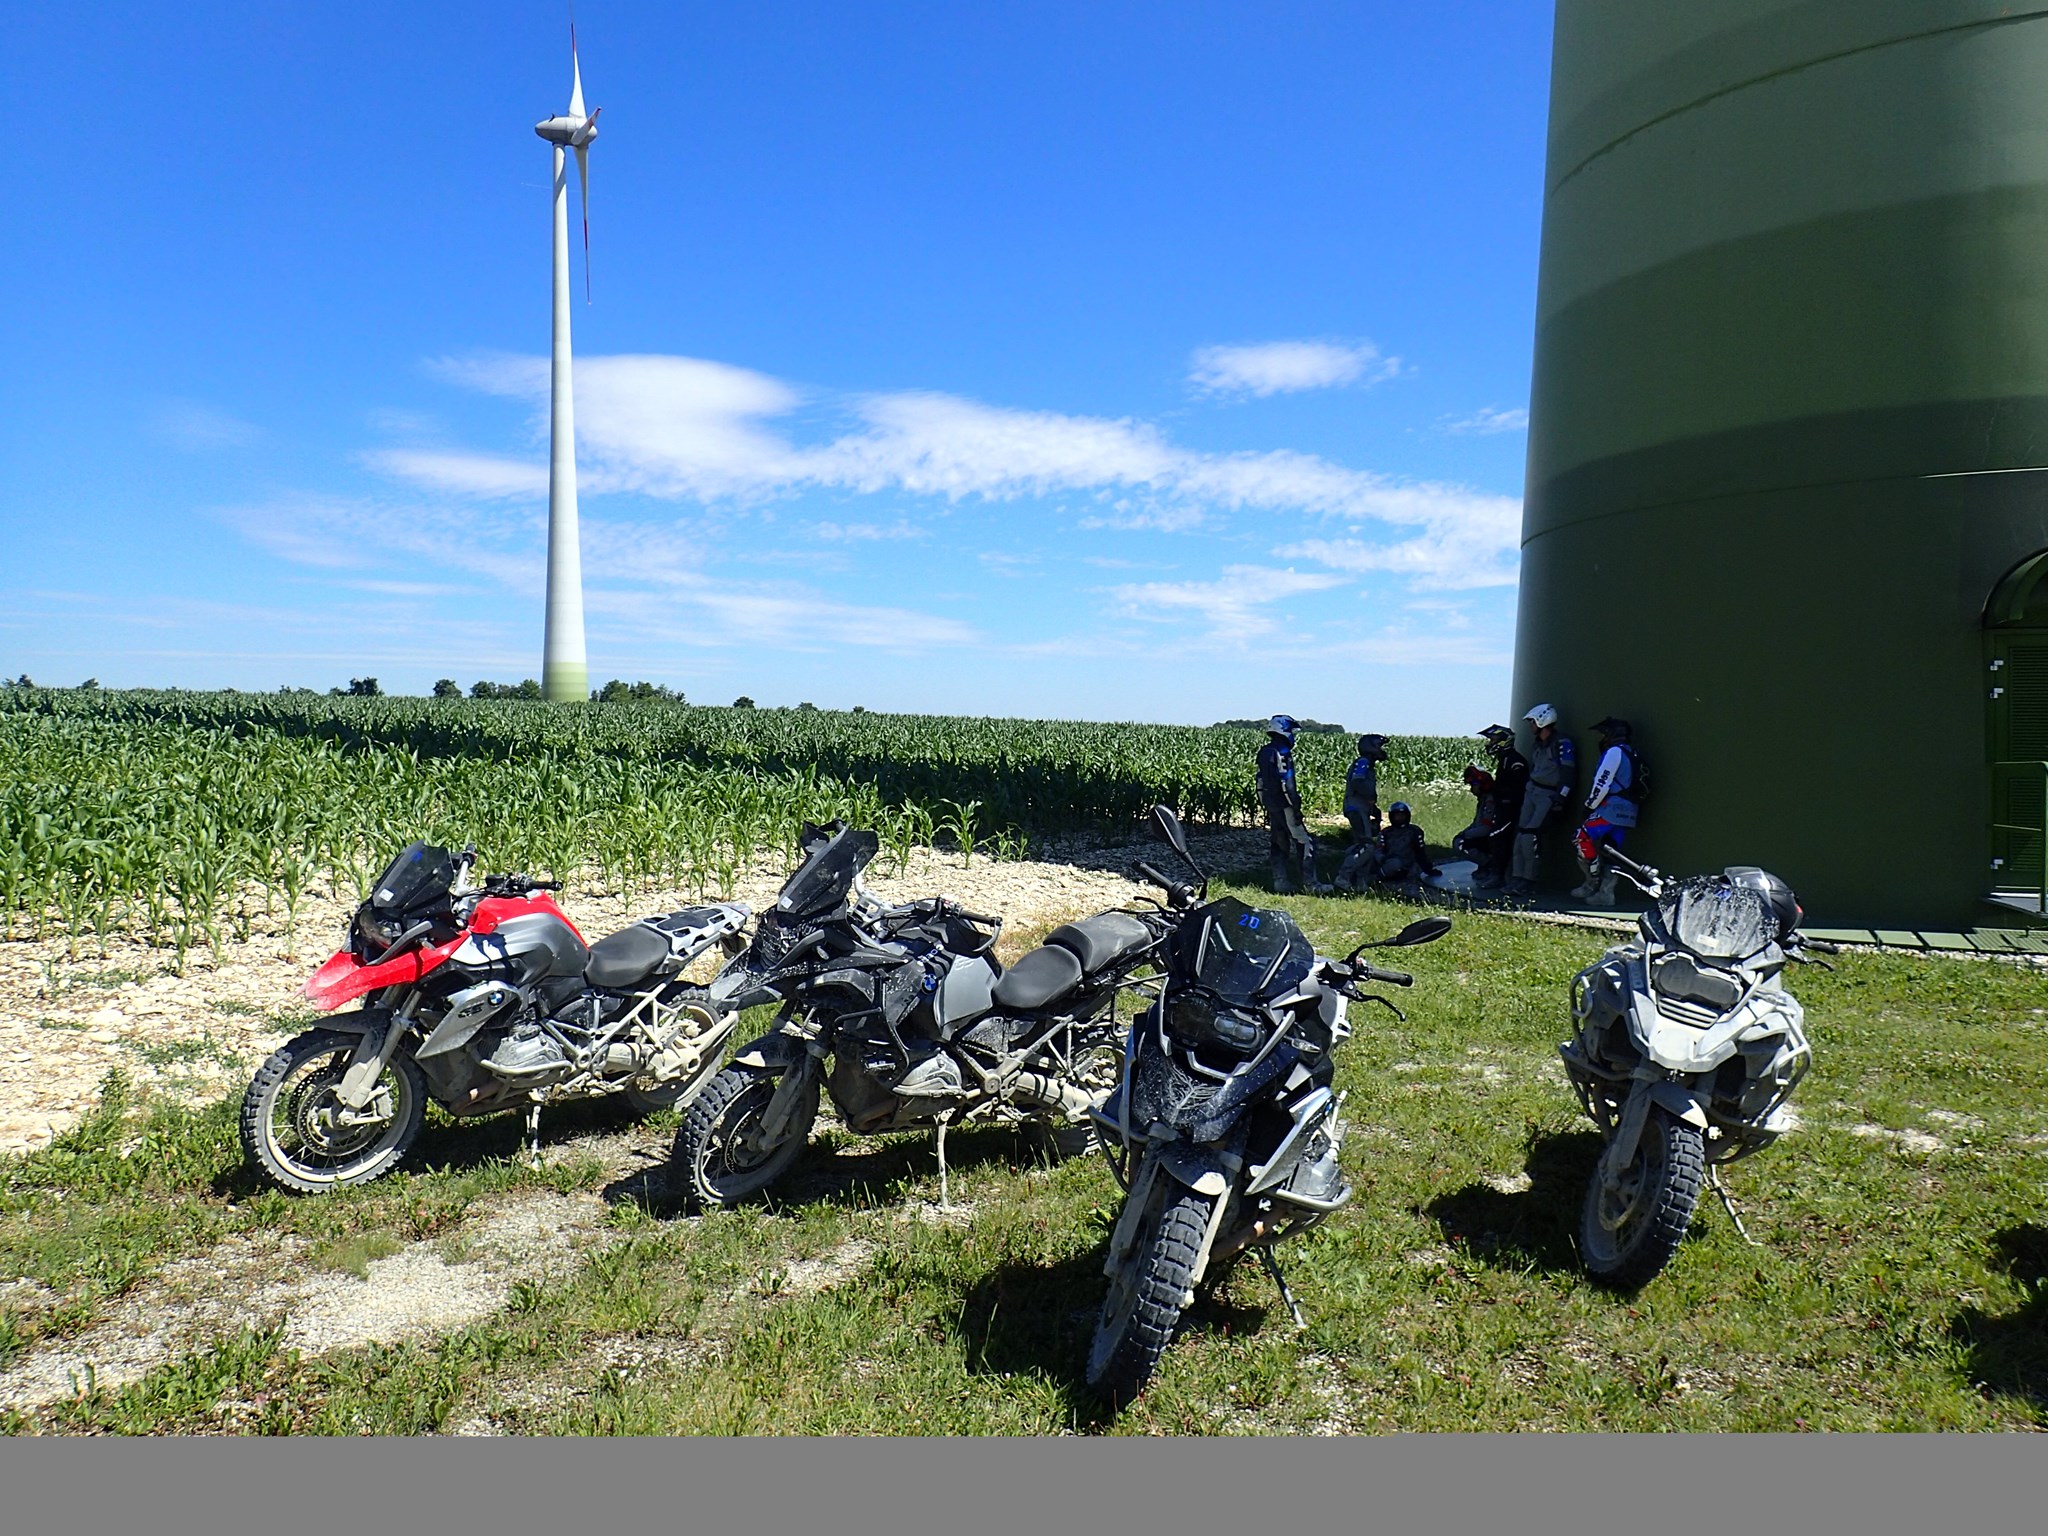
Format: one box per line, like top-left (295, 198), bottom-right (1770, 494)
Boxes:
top-left (3, 2), bottom-right (1552, 730)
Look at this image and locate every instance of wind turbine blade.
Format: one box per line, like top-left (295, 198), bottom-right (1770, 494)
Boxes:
top-left (575, 142), bottom-right (591, 303)
top-left (569, 26), bottom-right (586, 118)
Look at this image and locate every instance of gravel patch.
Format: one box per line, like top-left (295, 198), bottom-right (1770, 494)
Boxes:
top-left (0, 1184), bottom-right (623, 1413)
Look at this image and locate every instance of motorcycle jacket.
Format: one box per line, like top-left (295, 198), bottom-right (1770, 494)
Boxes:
top-left (1256, 738), bottom-right (1301, 818)
top-left (1584, 744), bottom-right (1638, 828)
top-left (1376, 822), bottom-right (1437, 876)
top-left (1528, 733), bottom-right (1577, 794)
top-left (1343, 755), bottom-right (1380, 820)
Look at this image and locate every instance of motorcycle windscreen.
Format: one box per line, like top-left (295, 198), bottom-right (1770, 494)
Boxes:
top-left (369, 842), bottom-right (455, 915)
top-left (772, 827), bottom-right (881, 919)
top-left (1658, 879), bottom-right (1775, 964)
top-left (1177, 897), bottom-right (1313, 1006)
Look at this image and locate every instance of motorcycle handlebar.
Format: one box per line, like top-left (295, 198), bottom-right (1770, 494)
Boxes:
top-left (1134, 861), bottom-right (1197, 906)
top-left (1359, 964), bottom-right (1414, 988)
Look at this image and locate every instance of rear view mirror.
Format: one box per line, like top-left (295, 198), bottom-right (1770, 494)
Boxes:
top-left (1150, 804), bottom-right (1191, 860)
top-left (1388, 916), bottom-right (1452, 947)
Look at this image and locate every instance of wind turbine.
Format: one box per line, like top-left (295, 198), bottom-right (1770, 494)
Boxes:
top-left (533, 30), bottom-right (601, 702)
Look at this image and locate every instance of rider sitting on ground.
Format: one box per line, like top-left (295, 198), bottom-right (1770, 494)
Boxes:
top-left (1355, 802), bottom-right (1438, 891)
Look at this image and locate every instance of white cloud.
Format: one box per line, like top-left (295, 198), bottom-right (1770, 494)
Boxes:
top-left (1441, 405), bottom-right (1529, 435)
top-left (360, 449), bottom-right (550, 500)
top-left (809, 519), bottom-right (924, 543)
top-left (1188, 340), bottom-right (1399, 399)
top-left (368, 349), bottom-right (1522, 592)
top-left (223, 495), bottom-right (977, 655)
top-left (146, 400), bottom-right (259, 451)
top-left (1110, 564), bottom-right (1347, 640)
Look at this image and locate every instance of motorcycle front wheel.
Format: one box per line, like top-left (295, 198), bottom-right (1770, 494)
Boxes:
top-left (672, 1064), bottom-right (820, 1208)
top-left (240, 1028), bottom-right (427, 1194)
top-left (1086, 1181), bottom-right (1212, 1406)
top-left (1580, 1107), bottom-right (1705, 1288)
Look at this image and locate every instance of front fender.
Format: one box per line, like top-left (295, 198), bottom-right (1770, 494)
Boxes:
top-left (1648, 1080), bottom-right (1709, 1129)
top-left (312, 1006), bottom-right (390, 1039)
top-left (731, 1029), bottom-right (808, 1071)
top-left (1155, 1142), bottom-right (1230, 1198)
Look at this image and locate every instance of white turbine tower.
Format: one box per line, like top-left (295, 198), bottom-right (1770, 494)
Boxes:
top-left (534, 30), bottom-right (601, 702)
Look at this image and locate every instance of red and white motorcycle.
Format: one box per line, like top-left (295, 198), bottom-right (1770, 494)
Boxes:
top-left (239, 841), bottom-right (748, 1192)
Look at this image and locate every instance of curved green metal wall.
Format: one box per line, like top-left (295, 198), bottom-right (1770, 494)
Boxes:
top-left (1517, 0), bottom-right (2048, 926)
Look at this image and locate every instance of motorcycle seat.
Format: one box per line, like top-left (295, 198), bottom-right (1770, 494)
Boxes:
top-left (585, 922), bottom-right (671, 989)
top-left (1045, 911), bottom-right (1153, 973)
top-left (991, 943), bottom-right (1086, 1010)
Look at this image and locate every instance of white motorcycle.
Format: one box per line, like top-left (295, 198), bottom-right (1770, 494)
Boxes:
top-left (1558, 848), bottom-right (1832, 1286)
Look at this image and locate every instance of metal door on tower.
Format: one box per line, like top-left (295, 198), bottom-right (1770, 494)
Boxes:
top-left (1988, 631), bottom-right (2048, 900)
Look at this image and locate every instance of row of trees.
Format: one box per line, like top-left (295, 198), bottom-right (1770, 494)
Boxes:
top-left (10, 674), bottom-right (849, 710)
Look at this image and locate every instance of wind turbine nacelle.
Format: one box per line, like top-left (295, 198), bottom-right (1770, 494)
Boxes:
top-left (535, 114), bottom-right (584, 145)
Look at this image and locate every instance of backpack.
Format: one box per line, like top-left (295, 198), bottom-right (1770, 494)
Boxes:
top-left (1618, 744), bottom-right (1648, 804)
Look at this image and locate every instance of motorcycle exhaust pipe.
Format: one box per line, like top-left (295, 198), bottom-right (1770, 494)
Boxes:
top-left (1007, 1071), bottom-right (1098, 1120)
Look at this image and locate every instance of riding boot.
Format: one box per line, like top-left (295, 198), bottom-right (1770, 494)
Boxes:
top-left (1589, 870), bottom-right (1620, 908)
top-left (1269, 854), bottom-right (1297, 894)
top-left (1569, 856), bottom-right (1598, 902)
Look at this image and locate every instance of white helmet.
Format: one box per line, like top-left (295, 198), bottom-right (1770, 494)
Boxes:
top-left (1523, 702), bottom-right (1558, 730)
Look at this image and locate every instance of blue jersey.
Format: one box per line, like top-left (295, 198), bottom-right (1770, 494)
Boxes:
top-left (1344, 756), bottom-right (1379, 815)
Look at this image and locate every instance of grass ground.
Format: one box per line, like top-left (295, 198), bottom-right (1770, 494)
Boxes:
top-left (4, 885), bottom-right (2047, 1434)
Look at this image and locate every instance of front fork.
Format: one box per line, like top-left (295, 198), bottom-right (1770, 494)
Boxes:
top-left (336, 995), bottom-right (417, 1112)
top-left (1596, 1071), bottom-right (1657, 1194)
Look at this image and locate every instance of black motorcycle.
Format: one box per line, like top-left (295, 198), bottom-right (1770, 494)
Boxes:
top-left (1086, 806), bottom-right (1451, 1404)
top-left (671, 821), bottom-right (1171, 1208)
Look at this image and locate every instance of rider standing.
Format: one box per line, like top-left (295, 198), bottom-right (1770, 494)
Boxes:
top-left (1571, 716), bottom-right (1640, 907)
top-left (1256, 715), bottom-right (1320, 894)
top-left (1469, 724), bottom-right (1527, 891)
top-left (1508, 703), bottom-right (1577, 895)
top-left (1334, 733), bottom-right (1390, 892)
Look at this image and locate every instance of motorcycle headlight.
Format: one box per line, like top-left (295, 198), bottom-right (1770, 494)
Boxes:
top-left (1168, 990), bottom-right (1263, 1054)
top-left (355, 906), bottom-right (403, 953)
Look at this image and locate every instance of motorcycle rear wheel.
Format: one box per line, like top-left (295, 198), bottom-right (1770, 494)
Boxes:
top-left (672, 1064), bottom-right (819, 1208)
top-left (240, 1028), bottom-right (427, 1194)
top-left (1086, 1182), bottom-right (1211, 1406)
top-left (1580, 1107), bottom-right (1704, 1288)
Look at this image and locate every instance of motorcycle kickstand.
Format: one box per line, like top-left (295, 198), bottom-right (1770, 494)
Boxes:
top-left (1708, 1165), bottom-right (1758, 1247)
top-left (1258, 1245), bottom-right (1307, 1330)
top-left (934, 1112), bottom-right (956, 1209)
top-left (522, 1100), bottom-right (544, 1168)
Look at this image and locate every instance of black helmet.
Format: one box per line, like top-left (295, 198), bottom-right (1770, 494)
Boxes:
top-left (1356, 733), bottom-right (1389, 761)
top-left (1725, 866), bottom-right (1801, 941)
top-left (1478, 723), bottom-right (1515, 754)
top-left (1388, 801), bottom-right (1412, 825)
top-left (1591, 716), bottom-right (1631, 743)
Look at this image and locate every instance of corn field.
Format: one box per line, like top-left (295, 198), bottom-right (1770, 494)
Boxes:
top-left (0, 688), bottom-right (1474, 955)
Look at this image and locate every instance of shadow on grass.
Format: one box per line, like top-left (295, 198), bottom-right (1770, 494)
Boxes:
top-left (605, 1119), bottom-right (1086, 1218)
top-left (1950, 1225), bottom-right (2048, 1412)
top-left (1422, 1130), bottom-right (1606, 1276)
top-left (956, 1240), bottom-right (1272, 1430)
